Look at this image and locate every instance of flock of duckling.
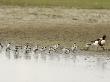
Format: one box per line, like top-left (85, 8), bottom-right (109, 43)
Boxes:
top-left (4, 43), bottom-right (77, 54)
top-left (0, 42), bottom-right (78, 59)
top-left (0, 35), bottom-right (108, 59)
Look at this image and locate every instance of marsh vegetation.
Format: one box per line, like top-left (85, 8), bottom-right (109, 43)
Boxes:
top-left (0, 0), bottom-right (110, 9)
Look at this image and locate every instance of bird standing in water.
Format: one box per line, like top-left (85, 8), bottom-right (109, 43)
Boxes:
top-left (98, 35), bottom-right (106, 50)
top-left (87, 35), bottom-right (107, 51)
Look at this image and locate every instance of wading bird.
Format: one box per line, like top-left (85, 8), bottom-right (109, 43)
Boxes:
top-left (86, 35), bottom-right (106, 51)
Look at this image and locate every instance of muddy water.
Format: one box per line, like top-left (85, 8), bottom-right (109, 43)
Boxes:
top-left (0, 50), bottom-right (110, 82)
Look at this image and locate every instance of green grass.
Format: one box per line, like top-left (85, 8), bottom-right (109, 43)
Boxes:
top-left (0, 0), bottom-right (110, 9)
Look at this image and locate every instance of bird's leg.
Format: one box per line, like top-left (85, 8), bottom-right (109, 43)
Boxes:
top-left (96, 46), bottom-right (99, 51)
top-left (101, 46), bottom-right (105, 51)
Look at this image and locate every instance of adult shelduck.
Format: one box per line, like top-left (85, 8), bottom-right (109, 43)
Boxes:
top-left (90, 35), bottom-right (106, 50)
top-left (98, 35), bottom-right (106, 50)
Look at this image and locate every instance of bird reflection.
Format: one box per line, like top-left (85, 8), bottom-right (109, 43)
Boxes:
top-left (96, 57), bottom-right (107, 71)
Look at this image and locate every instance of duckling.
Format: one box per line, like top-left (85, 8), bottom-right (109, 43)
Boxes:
top-left (6, 43), bottom-right (11, 52)
top-left (42, 46), bottom-right (47, 51)
top-left (33, 45), bottom-right (39, 53)
top-left (14, 46), bottom-right (19, 53)
top-left (51, 44), bottom-right (60, 50)
top-left (24, 43), bottom-right (32, 54)
top-left (62, 48), bottom-right (70, 54)
top-left (13, 46), bottom-right (20, 59)
top-left (49, 44), bottom-right (60, 53)
top-left (71, 43), bottom-right (77, 52)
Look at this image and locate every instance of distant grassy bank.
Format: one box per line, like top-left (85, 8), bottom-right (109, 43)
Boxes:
top-left (0, 0), bottom-right (110, 9)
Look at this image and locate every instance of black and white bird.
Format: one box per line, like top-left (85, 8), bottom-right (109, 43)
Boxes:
top-left (98, 35), bottom-right (106, 50)
top-left (87, 35), bottom-right (106, 51)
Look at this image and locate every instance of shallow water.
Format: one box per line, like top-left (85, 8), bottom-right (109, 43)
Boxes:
top-left (0, 50), bottom-right (110, 82)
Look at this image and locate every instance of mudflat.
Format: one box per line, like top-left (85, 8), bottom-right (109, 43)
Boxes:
top-left (0, 6), bottom-right (110, 48)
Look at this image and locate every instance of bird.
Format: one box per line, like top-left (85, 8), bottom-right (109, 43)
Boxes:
top-left (90, 35), bottom-right (106, 51)
top-left (62, 48), bottom-right (70, 54)
top-left (71, 43), bottom-right (77, 52)
top-left (48, 47), bottom-right (55, 53)
top-left (40, 46), bottom-right (47, 52)
top-left (13, 46), bottom-right (20, 59)
top-left (51, 44), bottom-right (60, 50)
top-left (98, 35), bottom-right (106, 50)
top-left (24, 43), bottom-right (30, 49)
top-left (24, 43), bottom-right (32, 54)
top-left (6, 43), bottom-right (11, 52)
top-left (6, 43), bottom-right (11, 48)
top-left (48, 44), bottom-right (60, 53)
top-left (14, 46), bottom-right (19, 53)
top-left (33, 45), bottom-right (39, 53)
